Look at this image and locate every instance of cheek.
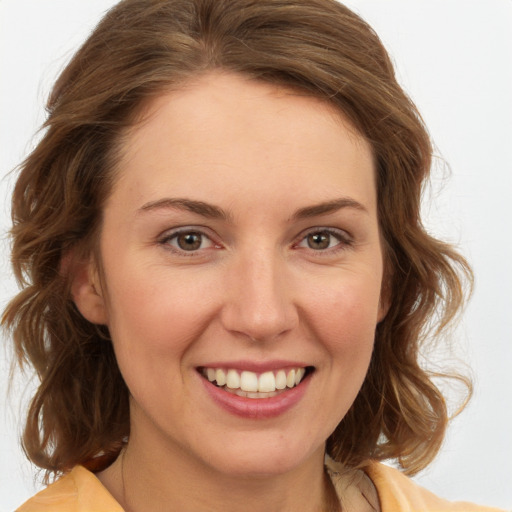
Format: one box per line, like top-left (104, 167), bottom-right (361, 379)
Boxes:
top-left (306, 273), bottom-right (382, 347)
top-left (102, 260), bottom-right (219, 359)
top-left (302, 277), bottom-right (380, 433)
top-left (101, 263), bottom-right (221, 416)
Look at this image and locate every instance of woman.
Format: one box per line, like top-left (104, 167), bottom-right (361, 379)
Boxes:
top-left (2, 0), bottom-right (507, 511)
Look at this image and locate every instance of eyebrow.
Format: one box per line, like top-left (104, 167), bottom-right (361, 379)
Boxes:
top-left (291, 197), bottom-right (368, 220)
top-left (138, 196), bottom-right (367, 221)
top-left (139, 198), bottom-right (232, 221)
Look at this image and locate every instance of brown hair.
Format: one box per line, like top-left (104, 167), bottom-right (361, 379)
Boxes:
top-left (3, 0), bottom-right (471, 480)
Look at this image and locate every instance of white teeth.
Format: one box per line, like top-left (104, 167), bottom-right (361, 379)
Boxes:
top-left (286, 369), bottom-right (296, 388)
top-left (203, 367), bottom-right (308, 394)
top-left (226, 369), bottom-right (240, 389)
top-left (258, 371), bottom-right (276, 392)
top-left (240, 371), bottom-right (259, 392)
top-left (275, 370), bottom-right (287, 390)
top-left (215, 368), bottom-right (226, 386)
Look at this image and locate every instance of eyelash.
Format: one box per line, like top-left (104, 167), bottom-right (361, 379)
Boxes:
top-left (157, 227), bottom-right (353, 256)
top-left (294, 227), bottom-right (353, 255)
top-left (158, 227), bottom-right (220, 256)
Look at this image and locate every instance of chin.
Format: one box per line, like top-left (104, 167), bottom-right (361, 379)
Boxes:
top-left (195, 433), bottom-right (325, 479)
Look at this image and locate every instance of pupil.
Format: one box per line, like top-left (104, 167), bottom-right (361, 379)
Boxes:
top-left (178, 233), bottom-right (201, 251)
top-left (308, 232), bottom-right (329, 250)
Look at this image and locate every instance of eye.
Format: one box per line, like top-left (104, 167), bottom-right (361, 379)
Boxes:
top-left (296, 228), bottom-right (351, 251)
top-left (160, 229), bottom-right (216, 253)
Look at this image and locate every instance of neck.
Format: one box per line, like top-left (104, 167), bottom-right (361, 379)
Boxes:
top-left (98, 433), bottom-right (337, 512)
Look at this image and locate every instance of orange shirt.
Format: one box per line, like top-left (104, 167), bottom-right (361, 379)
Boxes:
top-left (16, 462), bottom-right (506, 512)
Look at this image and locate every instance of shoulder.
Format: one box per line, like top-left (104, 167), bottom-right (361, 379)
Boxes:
top-left (16, 466), bottom-right (124, 512)
top-left (364, 461), bottom-right (507, 512)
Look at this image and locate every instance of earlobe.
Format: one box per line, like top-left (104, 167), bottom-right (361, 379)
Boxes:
top-left (377, 279), bottom-right (391, 323)
top-left (377, 296), bottom-right (390, 323)
top-left (69, 256), bottom-right (108, 325)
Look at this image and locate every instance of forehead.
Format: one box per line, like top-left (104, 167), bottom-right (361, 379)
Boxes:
top-left (109, 72), bottom-right (376, 216)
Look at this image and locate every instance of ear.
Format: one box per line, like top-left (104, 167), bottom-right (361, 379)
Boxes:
top-left (377, 269), bottom-right (392, 323)
top-left (377, 293), bottom-right (390, 323)
top-left (67, 254), bottom-right (108, 325)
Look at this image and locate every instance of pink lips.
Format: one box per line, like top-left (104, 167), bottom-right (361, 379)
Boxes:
top-left (198, 361), bottom-right (312, 419)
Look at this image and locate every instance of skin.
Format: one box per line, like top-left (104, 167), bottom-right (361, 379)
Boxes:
top-left (73, 72), bottom-right (388, 512)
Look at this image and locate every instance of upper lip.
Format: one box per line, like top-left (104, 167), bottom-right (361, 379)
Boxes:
top-left (197, 360), bottom-right (311, 373)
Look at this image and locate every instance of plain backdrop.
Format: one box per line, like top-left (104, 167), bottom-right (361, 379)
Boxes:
top-left (1, 1), bottom-right (511, 510)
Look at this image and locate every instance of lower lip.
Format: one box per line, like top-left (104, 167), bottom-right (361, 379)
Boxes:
top-left (199, 373), bottom-right (311, 419)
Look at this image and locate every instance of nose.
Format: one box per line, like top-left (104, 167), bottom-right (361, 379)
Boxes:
top-left (220, 247), bottom-right (299, 343)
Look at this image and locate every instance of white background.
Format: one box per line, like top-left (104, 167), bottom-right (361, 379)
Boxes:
top-left (1, 1), bottom-right (511, 510)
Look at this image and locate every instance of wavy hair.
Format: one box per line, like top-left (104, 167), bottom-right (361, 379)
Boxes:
top-left (3, 0), bottom-right (472, 480)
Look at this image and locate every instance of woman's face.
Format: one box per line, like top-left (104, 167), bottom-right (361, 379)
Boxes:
top-left (91, 72), bottom-right (387, 477)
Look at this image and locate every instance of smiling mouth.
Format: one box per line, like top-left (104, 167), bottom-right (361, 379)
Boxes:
top-left (199, 367), bottom-right (314, 398)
